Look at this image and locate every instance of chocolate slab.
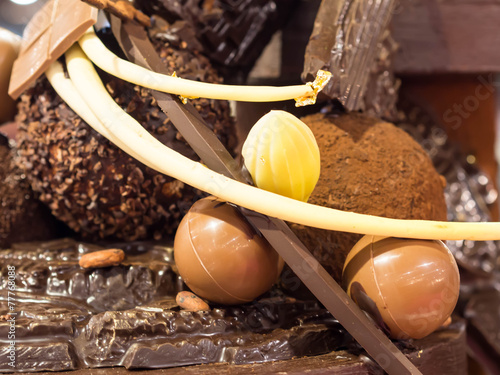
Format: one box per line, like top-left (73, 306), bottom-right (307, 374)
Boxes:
top-left (8, 0), bottom-right (97, 99)
top-left (0, 239), bottom-right (355, 372)
top-left (0, 238), bottom-right (467, 373)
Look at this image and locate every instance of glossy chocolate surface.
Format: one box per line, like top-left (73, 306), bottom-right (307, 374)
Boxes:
top-left (0, 239), bottom-right (352, 371)
top-left (343, 236), bottom-right (460, 339)
top-left (174, 197), bottom-right (284, 305)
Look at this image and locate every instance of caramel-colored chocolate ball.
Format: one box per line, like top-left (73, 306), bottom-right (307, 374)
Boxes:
top-left (174, 197), bottom-right (284, 305)
top-left (342, 236), bottom-right (460, 340)
top-left (0, 28), bottom-right (20, 123)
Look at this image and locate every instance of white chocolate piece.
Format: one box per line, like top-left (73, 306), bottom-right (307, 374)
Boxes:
top-left (59, 44), bottom-right (500, 242)
top-left (242, 110), bottom-right (320, 202)
top-left (78, 27), bottom-right (317, 103)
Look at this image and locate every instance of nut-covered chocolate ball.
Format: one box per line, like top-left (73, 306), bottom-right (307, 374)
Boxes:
top-left (15, 32), bottom-right (237, 241)
top-left (0, 133), bottom-right (64, 248)
top-left (174, 197), bottom-right (284, 305)
top-left (342, 236), bottom-right (460, 340)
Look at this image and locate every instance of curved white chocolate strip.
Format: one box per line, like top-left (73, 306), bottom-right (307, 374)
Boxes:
top-left (62, 44), bottom-right (500, 241)
top-left (78, 27), bottom-right (316, 103)
top-left (45, 60), bottom-right (144, 163)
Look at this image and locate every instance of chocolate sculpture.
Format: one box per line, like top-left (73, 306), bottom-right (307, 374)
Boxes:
top-left (1, 0), bottom-right (498, 374)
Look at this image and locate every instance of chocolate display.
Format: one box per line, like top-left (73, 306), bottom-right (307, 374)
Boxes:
top-left (111, 21), bottom-right (421, 374)
top-left (2, 1), bottom-right (496, 374)
top-left (15, 30), bottom-right (237, 241)
top-left (0, 239), bottom-right (467, 374)
top-left (111, 19), bottom-right (424, 373)
top-left (291, 112), bottom-right (448, 281)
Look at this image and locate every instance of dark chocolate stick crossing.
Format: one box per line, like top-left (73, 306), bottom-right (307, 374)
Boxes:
top-left (109, 16), bottom-right (422, 375)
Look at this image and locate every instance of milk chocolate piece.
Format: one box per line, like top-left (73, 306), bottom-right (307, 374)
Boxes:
top-left (0, 28), bottom-right (20, 123)
top-left (111, 18), bottom-right (420, 375)
top-left (8, 0), bottom-right (97, 99)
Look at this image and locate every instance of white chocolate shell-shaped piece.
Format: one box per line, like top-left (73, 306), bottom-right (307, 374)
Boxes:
top-left (242, 110), bottom-right (320, 202)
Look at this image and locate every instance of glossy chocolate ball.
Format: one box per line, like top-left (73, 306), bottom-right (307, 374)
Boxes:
top-left (174, 197), bottom-right (284, 305)
top-left (0, 28), bottom-right (20, 123)
top-left (342, 236), bottom-right (460, 339)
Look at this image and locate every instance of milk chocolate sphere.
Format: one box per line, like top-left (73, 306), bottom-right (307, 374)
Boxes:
top-left (342, 236), bottom-right (460, 340)
top-left (174, 197), bottom-right (284, 305)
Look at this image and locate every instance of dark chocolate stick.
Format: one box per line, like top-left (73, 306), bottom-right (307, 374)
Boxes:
top-left (109, 16), bottom-right (422, 375)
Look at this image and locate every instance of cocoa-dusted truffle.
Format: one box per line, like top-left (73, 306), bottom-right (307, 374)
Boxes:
top-left (291, 112), bottom-right (448, 282)
top-left (0, 132), bottom-right (63, 248)
top-left (15, 35), bottom-right (237, 241)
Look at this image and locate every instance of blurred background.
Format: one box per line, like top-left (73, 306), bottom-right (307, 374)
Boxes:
top-left (0, 0), bottom-right (48, 35)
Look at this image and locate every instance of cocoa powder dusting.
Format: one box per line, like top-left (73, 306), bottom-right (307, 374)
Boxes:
top-left (291, 112), bottom-right (448, 282)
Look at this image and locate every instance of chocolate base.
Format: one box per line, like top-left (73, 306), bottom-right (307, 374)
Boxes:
top-left (0, 239), bottom-right (466, 373)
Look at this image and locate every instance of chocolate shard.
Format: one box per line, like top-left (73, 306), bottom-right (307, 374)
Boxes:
top-left (302, 0), bottom-right (399, 119)
top-left (0, 342), bottom-right (77, 372)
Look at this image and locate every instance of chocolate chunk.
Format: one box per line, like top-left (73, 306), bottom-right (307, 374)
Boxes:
top-left (8, 0), bottom-right (97, 99)
top-left (302, 0), bottom-right (399, 119)
top-left (15, 32), bottom-right (237, 242)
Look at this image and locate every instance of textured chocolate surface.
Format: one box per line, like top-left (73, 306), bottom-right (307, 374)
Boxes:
top-left (0, 239), bottom-right (467, 373)
top-left (0, 239), bottom-right (354, 372)
top-left (291, 112), bottom-right (448, 282)
top-left (0, 133), bottom-right (64, 248)
top-left (134, 0), bottom-right (297, 81)
top-left (15, 32), bottom-right (237, 242)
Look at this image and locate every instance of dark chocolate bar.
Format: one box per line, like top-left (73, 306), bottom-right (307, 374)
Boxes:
top-left (302, 0), bottom-right (399, 119)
